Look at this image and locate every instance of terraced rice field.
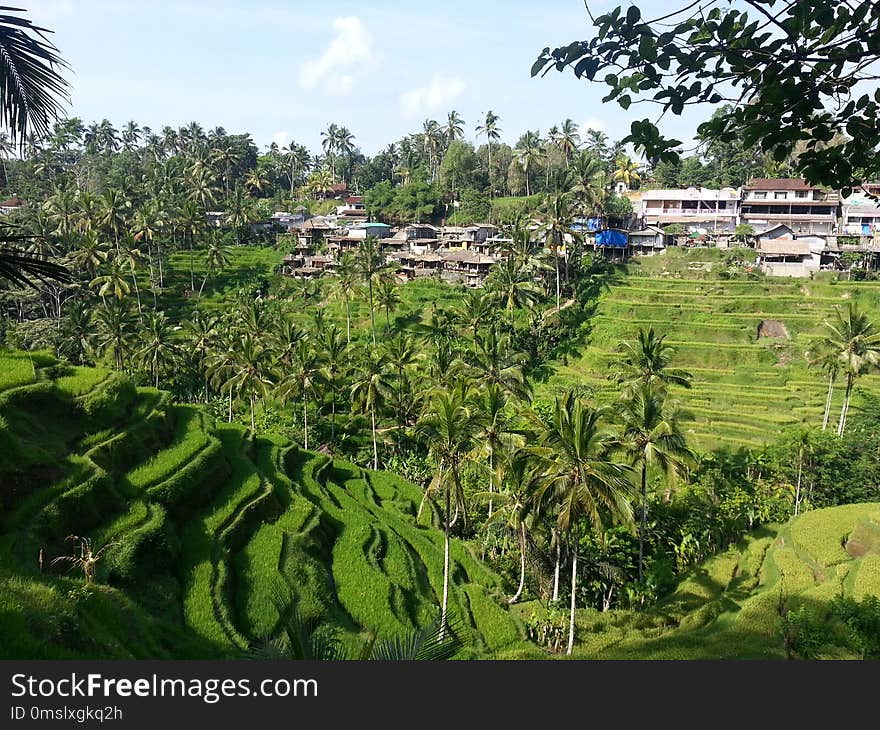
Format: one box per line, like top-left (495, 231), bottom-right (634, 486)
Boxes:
top-left (0, 355), bottom-right (531, 658)
top-left (539, 274), bottom-right (880, 452)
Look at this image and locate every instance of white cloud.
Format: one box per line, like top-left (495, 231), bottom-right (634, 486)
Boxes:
top-left (581, 116), bottom-right (606, 132)
top-left (298, 16), bottom-right (373, 95)
top-left (400, 75), bottom-right (466, 118)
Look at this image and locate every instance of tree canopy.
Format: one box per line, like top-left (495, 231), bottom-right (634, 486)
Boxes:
top-left (533, 1), bottom-right (880, 192)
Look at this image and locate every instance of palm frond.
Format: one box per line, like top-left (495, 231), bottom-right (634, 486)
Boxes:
top-left (0, 7), bottom-right (70, 146)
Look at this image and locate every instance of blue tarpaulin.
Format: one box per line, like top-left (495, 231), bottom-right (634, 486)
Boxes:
top-left (595, 229), bottom-right (629, 247)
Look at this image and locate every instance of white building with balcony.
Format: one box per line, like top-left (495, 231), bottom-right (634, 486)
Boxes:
top-left (740, 179), bottom-right (838, 235)
top-left (639, 187), bottom-right (740, 233)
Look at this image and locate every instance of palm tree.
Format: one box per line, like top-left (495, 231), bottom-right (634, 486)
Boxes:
top-left (537, 189), bottom-right (580, 309)
top-left (277, 340), bottom-right (321, 450)
top-left (99, 189), bottom-right (130, 251)
top-left (807, 336), bottom-right (841, 431)
top-left (422, 119), bottom-right (443, 182)
top-left (375, 276), bottom-right (401, 333)
top-left (616, 328), bottom-right (693, 394)
top-left (187, 311), bottom-right (219, 403)
top-left (570, 150), bottom-right (608, 219)
top-left (469, 382), bottom-right (522, 520)
top-left (514, 131), bottom-right (542, 196)
top-left (136, 311), bottom-right (179, 388)
top-left (452, 288), bottom-right (494, 350)
top-left (66, 231), bottom-right (108, 279)
top-left (0, 8), bottom-right (70, 147)
top-left (282, 141), bottom-right (311, 195)
top-left (476, 110), bottom-right (501, 197)
top-left (89, 257), bottom-right (132, 301)
top-left (320, 123), bottom-right (339, 181)
top-left (821, 304), bottom-right (880, 435)
top-left (334, 126), bottom-right (356, 184)
top-left (613, 383), bottom-right (693, 581)
top-left (356, 236), bottom-right (385, 345)
top-left (485, 256), bottom-right (542, 333)
top-left (318, 325), bottom-right (350, 442)
top-left (225, 333), bottom-right (273, 432)
top-left (117, 236), bottom-right (144, 313)
top-left (533, 391), bottom-right (635, 654)
top-left (612, 155), bottom-right (641, 189)
top-left (351, 348), bottom-right (392, 470)
top-left (442, 110), bottom-right (465, 146)
top-left (484, 447), bottom-right (544, 604)
top-left (416, 382), bottom-right (477, 637)
top-left (468, 328), bottom-right (531, 402)
top-left (91, 302), bottom-right (136, 370)
top-left (556, 119), bottom-right (581, 164)
top-left (334, 252), bottom-right (359, 343)
top-left (199, 236), bottom-right (231, 297)
top-left (383, 334), bottom-right (421, 449)
top-left (225, 186), bottom-right (254, 244)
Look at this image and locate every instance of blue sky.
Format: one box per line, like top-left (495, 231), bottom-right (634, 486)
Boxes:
top-left (33, 0), bottom-right (712, 156)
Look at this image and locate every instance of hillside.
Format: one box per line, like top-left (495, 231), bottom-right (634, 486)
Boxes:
top-left (0, 352), bottom-right (531, 659)
top-left (518, 502), bottom-right (880, 659)
top-left (539, 256), bottom-right (880, 452)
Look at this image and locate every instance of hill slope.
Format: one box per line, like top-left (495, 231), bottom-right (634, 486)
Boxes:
top-left (0, 352), bottom-right (531, 659)
top-left (539, 265), bottom-right (880, 451)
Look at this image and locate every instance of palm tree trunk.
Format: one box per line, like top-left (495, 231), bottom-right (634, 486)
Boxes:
top-left (228, 389), bottom-right (233, 423)
top-left (822, 372), bottom-right (835, 431)
top-left (794, 450), bottom-right (802, 516)
top-left (552, 536), bottom-right (561, 602)
top-left (130, 270), bottom-right (142, 313)
top-left (204, 371), bottom-right (209, 404)
top-left (488, 449), bottom-right (494, 519)
top-left (250, 394), bottom-right (256, 432)
top-left (638, 462), bottom-right (647, 582)
top-left (331, 398), bottom-right (336, 442)
top-left (508, 521), bottom-right (526, 604)
top-left (198, 269), bottom-right (210, 298)
top-left (345, 296), bottom-right (351, 344)
top-left (303, 396), bottom-right (309, 450)
top-left (368, 278), bottom-right (376, 346)
top-left (837, 373), bottom-right (854, 436)
top-left (555, 251), bottom-right (561, 310)
top-left (440, 482), bottom-right (451, 639)
top-left (566, 548), bottom-right (578, 655)
top-left (371, 405), bottom-right (378, 470)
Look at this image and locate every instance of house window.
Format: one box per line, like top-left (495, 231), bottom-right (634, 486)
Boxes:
top-left (774, 192), bottom-right (787, 199)
top-left (753, 191), bottom-right (767, 199)
top-left (795, 190), bottom-right (808, 198)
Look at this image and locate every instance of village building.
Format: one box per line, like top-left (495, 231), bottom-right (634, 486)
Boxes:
top-left (639, 187), bottom-right (740, 233)
top-left (627, 225), bottom-right (667, 254)
top-left (841, 189), bottom-right (880, 241)
top-left (740, 178), bottom-right (838, 235)
top-left (0, 195), bottom-right (24, 215)
top-left (439, 250), bottom-right (496, 287)
top-left (754, 224), bottom-right (836, 276)
top-left (292, 216), bottom-right (335, 248)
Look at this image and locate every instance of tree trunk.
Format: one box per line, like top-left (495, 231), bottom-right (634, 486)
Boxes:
top-left (566, 548), bottom-right (577, 655)
top-left (303, 395), bottom-right (309, 450)
top-left (345, 297), bottom-right (351, 344)
top-left (368, 278), bottom-right (376, 346)
top-left (440, 481), bottom-right (451, 639)
top-left (371, 405), bottom-right (378, 470)
top-left (554, 250), bottom-right (561, 310)
top-left (204, 371), bottom-right (209, 404)
top-left (794, 450), bottom-right (802, 516)
top-left (822, 371), bottom-right (835, 430)
top-left (331, 398), bottom-right (336, 442)
top-left (198, 269), bottom-right (210, 298)
top-left (638, 462), bottom-right (647, 582)
top-left (488, 449), bottom-right (494, 519)
top-left (552, 536), bottom-right (561, 602)
top-left (131, 270), bottom-right (142, 313)
top-left (250, 394), bottom-right (256, 432)
top-left (228, 388), bottom-right (232, 423)
top-left (837, 373), bottom-right (854, 436)
top-left (508, 521), bottom-right (526, 604)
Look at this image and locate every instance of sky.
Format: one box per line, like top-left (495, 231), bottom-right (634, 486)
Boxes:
top-left (31, 0), bottom-right (714, 156)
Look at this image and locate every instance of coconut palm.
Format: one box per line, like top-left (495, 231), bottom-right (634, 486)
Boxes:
top-left (485, 256), bottom-right (542, 333)
top-left (476, 110), bottom-right (502, 197)
top-left (612, 384), bottom-right (693, 581)
top-left (351, 348), bottom-right (392, 470)
top-left (91, 302), bottom-right (136, 370)
top-left (612, 155), bottom-right (641, 189)
top-left (186, 311), bottom-right (219, 402)
top-left (277, 339), bottom-right (321, 450)
top-left (533, 391), bottom-right (635, 654)
top-left (443, 110), bottom-right (465, 146)
top-left (514, 130), bottom-right (543, 196)
top-left (616, 328), bottom-right (693, 394)
top-left (483, 446), bottom-right (544, 604)
top-left (375, 276), bottom-right (401, 333)
top-left (416, 381), bottom-right (477, 637)
top-left (333, 252), bottom-right (359, 343)
top-left (117, 236), bottom-right (144, 313)
top-left (452, 288), bottom-right (494, 350)
top-left (468, 328), bottom-right (531, 403)
top-left (556, 119), bottom-right (581, 164)
top-left (89, 257), bottom-right (132, 301)
top-left (537, 189), bottom-right (580, 309)
top-left (422, 119), bottom-right (444, 181)
top-left (318, 325), bottom-right (350, 442)
top-left (807, 336), bottom-right (841, 431)
top-left (225, 334), bottom-right (274, 432)
top-left (355, 236), bottom-right (385, 345)
top-left (135, 311), bottom-right (179, 388)
top-left (66, 231), bottom-right (108, 279)
top-left (199, 235), bottom-right (232, 297)
top-left (821, 304), bottom-right (880, 435)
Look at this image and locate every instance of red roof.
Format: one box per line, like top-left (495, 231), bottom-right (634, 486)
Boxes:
top-left (744, 178), bottom-right (814, 191)
top-left (332, 183), bottom-right (348, 194)
top-left (0, 196), bottom-right (24, 207)
top-left (345, 196), bottom-right (364, 204)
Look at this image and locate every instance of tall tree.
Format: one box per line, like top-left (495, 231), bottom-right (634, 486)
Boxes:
top-left (534, 391), bottom-right (634, 655)
top-left (350, 348), bottom-right (392, 470)
top-left (476, 110), bottom-right (501, 197)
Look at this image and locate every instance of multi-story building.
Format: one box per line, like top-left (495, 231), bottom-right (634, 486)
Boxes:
top-left (841, 185), bottom-right (880, 237)
top-left (740, 178), bottom-right (838, 235)
top-left (639, 187), bottom-right (740, 232)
